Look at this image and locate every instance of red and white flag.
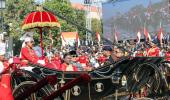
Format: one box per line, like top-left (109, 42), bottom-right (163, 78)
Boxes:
top-left (158, 23), bottom-right (163, 44)
top-left (96, 32), bottom-right (101, 42)
top-left (144, 27), bottom-right (151, 41)
top-left (61, 34), bottom-right (67, 46)
top-left (136, 31), bottom-right (141, 44)
top-left (75, 32), bottom-right (79, 48)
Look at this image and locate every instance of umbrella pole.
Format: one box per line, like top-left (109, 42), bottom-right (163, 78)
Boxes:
top-left (40, 28), bottom-right (44, 58)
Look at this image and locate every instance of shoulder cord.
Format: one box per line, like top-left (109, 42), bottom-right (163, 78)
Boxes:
top-left (93, 70), bottom-right (115, 78)
top-left (94, 66), bottom-right (112, 74)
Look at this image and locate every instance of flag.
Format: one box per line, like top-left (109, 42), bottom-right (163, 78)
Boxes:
top-left (144, 27), bottom-right (151, 41)
top-left (114, 32), bottom-right (118, 43)
top-left (136, 31), bottom-right (141, 44)
top-left (96, 32), bottom-right (101, 42)
top-left (157, 26), bottom-right (163, 44)
top-left (61, 34), bottom-right (67, 46)
top-left (75, 32), bottom-right (79, 48)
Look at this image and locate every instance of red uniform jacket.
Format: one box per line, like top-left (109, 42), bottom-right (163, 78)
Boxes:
top-left (77, 55), bottom-right (89, 67)
top-left (0, 62), bottom-right (14, 100)
top-left (20, 47), bottom-right (39, 65)
top-left (60, 63), bottom-right (78, 71)
top-left (135, 52), bottom-right (144, 57)
top-left (98, 55), bottom-right (107, 63)
top-left (165, 52), bottom-right (170, 61)
top-left (146, 47), bottom-right (160, 57)
top-left (53, 56), bottom-right (61, 64)
top-left (47, 57), bottom-right (61, 70)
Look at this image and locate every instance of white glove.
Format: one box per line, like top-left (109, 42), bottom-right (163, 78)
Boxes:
top-left (8, 58), bottom-right (14, 64)
top-left (37, 60), bottom-right (45, 65)
top-left (94, 63), bottom-right (99, 68)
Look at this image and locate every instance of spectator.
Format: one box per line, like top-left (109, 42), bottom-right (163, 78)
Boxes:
top-left (60, 53), bottom-right (78, 71)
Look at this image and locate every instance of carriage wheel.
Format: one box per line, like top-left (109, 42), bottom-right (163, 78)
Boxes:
top-left (12, 81), bottom-right (51, 100)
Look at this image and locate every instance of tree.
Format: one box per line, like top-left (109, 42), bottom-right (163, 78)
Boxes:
top-left (2, 0), bottom-right (89, 55)
top-left (44, 0), bottom-right (87, 45)
top-left (3, 0), bottom-right (35, 55)
top-left (74, 9), bottom-right (86, 39)
top-left (91, 18), bottom-right (102, 33)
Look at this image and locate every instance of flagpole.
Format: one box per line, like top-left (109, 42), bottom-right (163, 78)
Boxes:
top-left (159, 20), bottom-right (163, 48)
top-left (113, 24), bottom-right (117, 44)
top-left (98, 33), bottom-right (101, 51)
top-left (98, 35), bottom-right (101, 52)
top-left (144, 22), bottom-right (146, 42)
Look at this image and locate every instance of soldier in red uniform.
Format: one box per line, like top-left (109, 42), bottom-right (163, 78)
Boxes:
top-left (146, 42), bottom-right (160, 57)
top-left (135, 49), bottom-right (144, 57)
top-left (20, 37), bottom-right (45, 66)
top-left (0, 51), bottom-right (14, 100)
top-left (97, 53), bottom-right (107, 65)
top-left (165, 47), bottom-right (170, 61)
top-left (53, 51), bottom-right (62, 64)
top-left (49, 51), bottom-right (61, 70)
top-left (77, 52), bottom-right (90, 71)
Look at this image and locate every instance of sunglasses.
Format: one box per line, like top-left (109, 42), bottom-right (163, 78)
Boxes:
top-left (72, 55), bottom-right (77, 57)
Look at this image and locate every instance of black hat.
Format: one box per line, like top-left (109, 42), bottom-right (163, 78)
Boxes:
top-left (103, 46), bottom-right (112, 51)
top-left (69, 50), bottom-right (78, 57)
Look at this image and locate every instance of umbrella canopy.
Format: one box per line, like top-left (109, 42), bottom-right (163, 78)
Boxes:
top-left (22, 11), bottom-right (60, 30)
top-left (22, 10), bottom-right (60, 58)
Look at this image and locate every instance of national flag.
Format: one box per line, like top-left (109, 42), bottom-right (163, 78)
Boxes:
top-left (96, 32), bottom-right (101, 42)
top-left (144, 27), bottom-right (151, 41)
top-left (61, 34), bottom-right (67, 46)
top-left (75, 32), bottom-right (79, 48)
top-left (136, 31), bottom-right (141, 44)
top-left (114, 31), bottom-right (118, 43)
top-left (157, 23), bottom-right (163, 44)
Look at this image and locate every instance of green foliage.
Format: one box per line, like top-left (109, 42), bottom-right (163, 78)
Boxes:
top-left (44, 0), bottom-right (87, 44)
top-left (44, 0), bottom-right (77, 31)
top-left (3, 0), bottom-right (35, 55)
top-left (74, 9), bottom-right (86, 39)
top-left (3, 0), bottom-right (102, 55)
top-left (92, 18), bottom-right (102, 33)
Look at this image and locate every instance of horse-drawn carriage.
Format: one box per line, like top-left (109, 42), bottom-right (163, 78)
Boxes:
top-left (9, 4), bottom-right (170, 99)
top-left (10, 57), bottom-right (170, 100)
